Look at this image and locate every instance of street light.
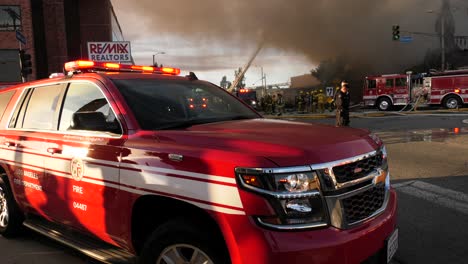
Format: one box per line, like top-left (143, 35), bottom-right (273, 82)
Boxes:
top-left (152, 51), bottom-right (166, 67)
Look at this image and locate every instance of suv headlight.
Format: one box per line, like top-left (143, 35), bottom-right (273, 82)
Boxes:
top-left (236, 169), bottom-right (328, 229)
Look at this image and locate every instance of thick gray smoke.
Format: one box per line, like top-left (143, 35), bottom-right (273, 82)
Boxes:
top-left (113, 0), bottom-right (450, 73)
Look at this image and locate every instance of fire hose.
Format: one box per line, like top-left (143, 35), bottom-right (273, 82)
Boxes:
top-left (397, 95), bottom-right (423, 112)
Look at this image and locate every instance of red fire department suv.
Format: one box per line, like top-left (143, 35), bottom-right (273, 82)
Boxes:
top-left (0, 61), bottom-right (398, 264)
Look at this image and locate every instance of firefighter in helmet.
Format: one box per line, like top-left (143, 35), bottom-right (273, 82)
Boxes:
top-left (334, 81), bottom-right (351, 126)
top-left (297, 91), bottom-right (304, 113)
top-left (311, 90), bottom-right (317, 113)
top-left (265, 93), bottom-right (273, 114)
top-left (305, 92), bottom-right (311, 113)
top-left (317, 89), bottom-right (326, 113)
top-left (276, 93), bottom-right (285, 116)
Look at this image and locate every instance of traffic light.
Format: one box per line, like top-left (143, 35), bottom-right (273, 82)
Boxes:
top-left (19, 50), bottom-right (32, 77)
top-left (392, 25), bottom-right (400, 41)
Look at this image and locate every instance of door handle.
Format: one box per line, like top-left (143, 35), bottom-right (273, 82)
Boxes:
top-left (47, 148), bottom-right (62, 154)
top-left (4, 141), bottom-right (16, 147)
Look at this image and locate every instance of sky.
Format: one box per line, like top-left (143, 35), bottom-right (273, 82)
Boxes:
top-left (111, 0), bottom-right (468, 87)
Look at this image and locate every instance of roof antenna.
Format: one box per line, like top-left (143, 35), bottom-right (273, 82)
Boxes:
top-left (187, 72), bottom-right (198, 81)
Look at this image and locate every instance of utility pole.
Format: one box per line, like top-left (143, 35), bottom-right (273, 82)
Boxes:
top-left (441, 15), bottom-right (446, 71)
top-left (427, 7), bottom-right (447, 71)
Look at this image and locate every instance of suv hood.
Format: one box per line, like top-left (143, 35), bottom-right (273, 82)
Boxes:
top-left (155, 119), bottom-right (378, 167)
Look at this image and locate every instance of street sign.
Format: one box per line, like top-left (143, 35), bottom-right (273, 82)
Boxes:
top-left (16, 30), bottom-right (26, 45)
top-left (400, 36), bottom-right (413, 43)
top-left (326, 87), bottom-right (334, 97)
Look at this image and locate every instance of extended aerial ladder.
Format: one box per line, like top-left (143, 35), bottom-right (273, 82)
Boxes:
top-left (227, 40), bottom-right (264, 94)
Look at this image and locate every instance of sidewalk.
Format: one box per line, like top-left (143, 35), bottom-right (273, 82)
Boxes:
top-left (262, 108), bottom-right (468, 119)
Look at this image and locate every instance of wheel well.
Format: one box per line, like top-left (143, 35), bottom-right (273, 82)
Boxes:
top-left (442, 93), bottom-right (463, 104)
top-left (376, 96), bottom-right (392, 105)
top-left (131, 195), bottom-right (228, 255)
top-left (0, 166), bottom-right (10, 186)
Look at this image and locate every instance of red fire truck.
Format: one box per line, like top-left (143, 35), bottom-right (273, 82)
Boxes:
top-left (363, 70), bottom-right (468, 111)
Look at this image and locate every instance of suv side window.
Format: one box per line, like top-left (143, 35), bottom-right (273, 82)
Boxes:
top-left (59, 82), bottom-right (121, 134)
top-left (13, 84), bottom-right (64, 130)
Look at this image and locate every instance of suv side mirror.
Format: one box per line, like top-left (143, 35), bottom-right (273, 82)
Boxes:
top-left (71, 112), bottom-right (109, 132)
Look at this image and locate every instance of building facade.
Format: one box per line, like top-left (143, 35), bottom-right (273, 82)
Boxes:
top-left (0, 0), bottom-right (125, 82)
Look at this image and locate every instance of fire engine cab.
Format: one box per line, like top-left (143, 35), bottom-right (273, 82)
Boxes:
top-left (0, 60), bottom-right (397, 264)
top-left (363, 74), bottom-right (411, 111)
top-left (364, 70), bottom-right (468, 111)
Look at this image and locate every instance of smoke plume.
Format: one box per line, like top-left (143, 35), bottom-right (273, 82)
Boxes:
top-left (113, 0), bottom-right (451, 73)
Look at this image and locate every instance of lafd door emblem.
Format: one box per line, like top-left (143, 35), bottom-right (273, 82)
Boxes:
top-left (70, 158), bottom-right (84, 181)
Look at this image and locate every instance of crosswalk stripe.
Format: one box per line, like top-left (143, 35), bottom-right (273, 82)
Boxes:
top-left (393, 181), bottom-right (468, 215)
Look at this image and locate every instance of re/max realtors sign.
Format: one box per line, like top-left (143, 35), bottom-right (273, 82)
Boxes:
top-left (87, 41), bottom-right (132, 63)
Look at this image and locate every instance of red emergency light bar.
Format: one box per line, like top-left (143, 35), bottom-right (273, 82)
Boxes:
top-left (64, 60), bottom-right (181, 75)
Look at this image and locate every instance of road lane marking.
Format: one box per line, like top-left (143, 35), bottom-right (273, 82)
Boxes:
top-left (393, 181), bottom-right (468, 215)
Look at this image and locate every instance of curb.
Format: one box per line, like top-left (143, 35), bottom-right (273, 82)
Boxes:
top-left (263, 108), bottom-right (468, 119)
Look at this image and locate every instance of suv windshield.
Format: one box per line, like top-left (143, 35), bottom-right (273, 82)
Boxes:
top-left (112, 79), bottom-right (259, 130)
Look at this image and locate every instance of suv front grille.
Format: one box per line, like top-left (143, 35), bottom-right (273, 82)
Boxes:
top-left (342, 184), bottom-right (385, 224)
top-left (332, 154), bottom-right (382, 183)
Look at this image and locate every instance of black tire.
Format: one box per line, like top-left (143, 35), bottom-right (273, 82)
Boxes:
top-left (377, 98), bottom-right (392, 111)
top-left (139, 219), bottom-right (230, 264)
top-left (0, 176), bottom-right (24, 238)
top-left (443, 95), bottom-right (462, 109)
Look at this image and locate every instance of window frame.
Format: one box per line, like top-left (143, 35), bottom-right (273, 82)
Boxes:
top-left (7, 81), bottom-right (124, 138)
top-left (395, 78), bottom-right (407, 87)
top-left (58, 81), bottom-right (123, 136)
top-left (367, 79), bottom-right (377, 89)
top-left (8, 83), bottom-right (66, 130)
top-left (385, 78), bottom-right (394, 88)
top-left (0, 5), bottom-right (22, 32)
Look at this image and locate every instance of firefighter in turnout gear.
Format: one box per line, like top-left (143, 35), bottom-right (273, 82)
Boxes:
top-left (297, 91), bottom-right (305, 113)
top-left (305, 92), bottom-right (311, 113)
top-left (311, 90), bottom-right (317, 113)
top-left (334, 81), bottom-right (351, 126)
top-left (317, 90), bottom-right (326, 113)
top-left (265, 94), bottom-right (273, 114)
top-left (276, 93), bottom-right (285, 116)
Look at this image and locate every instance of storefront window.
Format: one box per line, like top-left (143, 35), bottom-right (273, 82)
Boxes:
top-left (0, 6), bottom-right (21, 31)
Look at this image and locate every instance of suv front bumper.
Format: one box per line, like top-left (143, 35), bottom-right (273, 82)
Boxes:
top-left (221, 189), bottom-right (397, 264)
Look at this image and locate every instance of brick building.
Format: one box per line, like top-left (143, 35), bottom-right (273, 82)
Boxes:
top-left (0, 0), bottom-right (125, 82)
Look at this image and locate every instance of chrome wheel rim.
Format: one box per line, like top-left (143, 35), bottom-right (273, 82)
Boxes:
top-left (157, 244), bottom-right (213, 264)
top-left (446, 98), bottom-right (458, 109)
top-left (0, 187), bottom-right (8, 228)
top-left (380, 100), bottom-right (389, 110)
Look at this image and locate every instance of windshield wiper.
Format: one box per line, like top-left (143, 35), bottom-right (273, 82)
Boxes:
top-left (222, 115), bottom-right (256, 121)
top-left (155, 116), bottom-right (256, 130)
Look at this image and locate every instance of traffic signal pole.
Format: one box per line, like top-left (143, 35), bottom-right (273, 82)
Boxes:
top-left (18, 42), bottom-right (25, 83)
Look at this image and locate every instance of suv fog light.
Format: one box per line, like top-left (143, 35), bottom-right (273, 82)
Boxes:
top-left (285, 199), bottom-right (312, 213)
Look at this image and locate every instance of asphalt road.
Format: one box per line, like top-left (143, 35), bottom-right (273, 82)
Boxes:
top-left (1, 113), bottom-right (468, 264)
top-left (293, 112), bottom-right (468, 131)
top-left (304, 113), bottom-right (468, 264)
